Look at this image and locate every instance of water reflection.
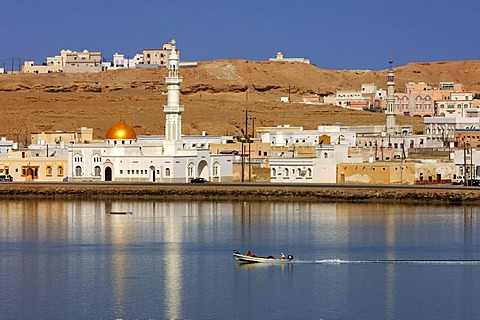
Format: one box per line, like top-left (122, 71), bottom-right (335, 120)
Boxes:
top-left (1, 199), bottom-right (480, 319)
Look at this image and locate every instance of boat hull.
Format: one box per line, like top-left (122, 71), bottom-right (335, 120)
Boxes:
top-left (233, 251), bottom-right (293, 264)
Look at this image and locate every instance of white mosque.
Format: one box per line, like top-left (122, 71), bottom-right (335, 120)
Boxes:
top-left (67, 36), bottom-right (233, 183)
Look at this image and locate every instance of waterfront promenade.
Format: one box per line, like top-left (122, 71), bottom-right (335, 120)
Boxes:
top-left (1, 182), bottom-right (479, 203)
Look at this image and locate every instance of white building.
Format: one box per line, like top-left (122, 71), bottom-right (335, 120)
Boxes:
top-left (269, 52), bottom-right (310, 64)
top-left (424, 117), bottom-right (480, 141)
top-left (453, 148), bottom-right (480, 180)
top-left (269, 144), bottom-right (361, 183)
top-left (66, 36), bottom-right (233, 183)
top-left (0, 137), bottom-right (17, 155)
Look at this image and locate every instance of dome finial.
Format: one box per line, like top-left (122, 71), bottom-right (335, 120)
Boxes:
top-left (170, 33), bottom-right (176, 46)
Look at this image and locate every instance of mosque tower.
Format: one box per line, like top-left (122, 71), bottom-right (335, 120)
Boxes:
top-left (386, 56), bottom-right (396, 134)
top-left (163, 35), bottom-right (184, 154)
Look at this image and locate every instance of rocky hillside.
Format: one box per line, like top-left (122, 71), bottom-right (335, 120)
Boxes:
top-left (1, 59), bottom-right (479, 140)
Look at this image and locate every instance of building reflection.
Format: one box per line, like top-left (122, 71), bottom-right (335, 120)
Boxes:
top-left (1, 198), bottom-right (480, 318)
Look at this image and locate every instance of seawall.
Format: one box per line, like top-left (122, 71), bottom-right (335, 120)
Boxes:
top-left (0, 183), bottom-right (479, 204)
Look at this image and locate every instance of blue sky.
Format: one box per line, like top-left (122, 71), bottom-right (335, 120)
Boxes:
top-left (1, 0), bottom-right (479, 71)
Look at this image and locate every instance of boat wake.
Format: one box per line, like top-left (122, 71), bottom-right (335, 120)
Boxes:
top-left (312, 259), bottom-right (480, 265)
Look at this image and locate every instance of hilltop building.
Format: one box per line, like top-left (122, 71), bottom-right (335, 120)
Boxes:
top-left (23, 49), bottom-right (103, 73)
top-left (269, 52), bottom-right (310, 64)
top-left (143, 41), bottom-right (175, 67)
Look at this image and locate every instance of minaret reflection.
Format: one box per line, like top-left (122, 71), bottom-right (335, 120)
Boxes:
top-left (162, 202), bottom-right (183, 319)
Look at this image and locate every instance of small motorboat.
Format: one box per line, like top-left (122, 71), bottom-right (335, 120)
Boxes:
top-left (233, 250), bottom-right (294, 264)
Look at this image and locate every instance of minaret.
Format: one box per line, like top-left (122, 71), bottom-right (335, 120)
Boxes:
top-left (386, 56), bottom-right (396, 134)
top-left (163, 35), bottom-right (184, 154)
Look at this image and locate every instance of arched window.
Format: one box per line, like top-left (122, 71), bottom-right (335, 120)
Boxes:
top-left (165, 168), bottom-right (171, 177)
top-left (324, 152), bottom-right (328, 158)
top-left (284, 168), bottom-right (289, 177)
top-left (188, 163), bottom-right (195, 177)
top-left (213, 162), bottom-right (219, 176)
top-left (92, 154), bottom-right (101, 163)
top-left (75, 166), bottom-right (82, 176)
top-left (307, 168), bottom-right (312, 177)
top-left (272, 168), bottom-right (277, 177)
top-left (74, 154), bottom-right (83, 163)
top-left (94, 166), bottom-right (101, 176)
top-left (46, 165), bottom-right (53, 176)
top-left (57, 166), bottom-right (64, 176)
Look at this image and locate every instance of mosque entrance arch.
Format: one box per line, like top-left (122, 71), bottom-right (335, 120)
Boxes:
top-left (26, 167), bottom-right (37, 181)
top-left (197, 160), bottom-right (209, 179)
top-left (104, 167), bottom-right (112, 181)
top-left (149, 166), bottom-right (156, 182)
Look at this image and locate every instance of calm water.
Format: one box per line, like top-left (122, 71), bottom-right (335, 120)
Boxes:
top-left (1, 199), bottom-right (480, 319)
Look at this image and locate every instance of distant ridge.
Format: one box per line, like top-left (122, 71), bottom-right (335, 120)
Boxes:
top-left (0, 59), bottom-right (478, 139)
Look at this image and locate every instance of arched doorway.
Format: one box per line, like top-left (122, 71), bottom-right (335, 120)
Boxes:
top-left (104, 167), bottom-right (112, 181)
top-left (197, 160), bottom-right (209, 179)
top-left (149, 166), bottom-right (156, 182)
top-left (26, 168), bottom-right (35, 181)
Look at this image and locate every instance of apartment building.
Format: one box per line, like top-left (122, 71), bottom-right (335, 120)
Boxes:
top-left (23, 49), bottom-right (102, 73)
top-left (143, 42), bottom-right (173, 66)
top-left (394, 82), bottom-right (474, 117)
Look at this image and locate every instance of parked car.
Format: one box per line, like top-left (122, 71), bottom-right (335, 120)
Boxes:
top-left (0, 174), bottom-right (13, 182)
top-left (452, 175), bottom-right (465, 185)
top-left (190, 177), bottom-right (208, 183)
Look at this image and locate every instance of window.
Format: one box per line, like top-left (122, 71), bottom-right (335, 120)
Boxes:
top-left (57, 166), bottom-right (64, 176)
top-left (46, 165), bottom-right (53, 176)
top-left (307, 168), bottom-right (312, 178)
top-left (165, 168), bottom-right (170, 176)
top-left (93, 154), bottom-right (101, 163)
top-left (272, 168), bottom-right (277, 177)
top-left (188, 163), bottom-right (195, 177)
top-left (74, 154), bottom-right (83, 162)
top-left (94, 166), bottom-right (101, 176)
top-left (213, 163), bottom-right (219, 176)
top-left (75, 166), bottom-right (82, 176)
top-left (284, 168), bottom-right (289, 177)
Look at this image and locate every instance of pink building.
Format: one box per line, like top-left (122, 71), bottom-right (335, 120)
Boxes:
top-left (394, 82), bottom-right (471, 117)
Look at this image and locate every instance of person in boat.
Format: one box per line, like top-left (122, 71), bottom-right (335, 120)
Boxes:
top-left (247, 250), bottom-right (252, 256)
top-left (280, 252), bottom-right (285, 260)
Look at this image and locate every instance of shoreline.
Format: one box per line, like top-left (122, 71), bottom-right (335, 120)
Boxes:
top-left (0, 183), bottom-right (479, 204)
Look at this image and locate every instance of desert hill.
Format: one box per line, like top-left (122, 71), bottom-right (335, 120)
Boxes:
top-left (1, 59), bottom-right (480, 141)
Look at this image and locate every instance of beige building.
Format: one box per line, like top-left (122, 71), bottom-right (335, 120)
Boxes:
top-left (0, 149), bottom-right (67, 182)
top-left (23, 49), bottom-right (102, 73)
top-left (338, 160), bottom-right (454, 185)
top-left (30, 127), bottom-right (94, 145)
top-left (143, 42), bottom-right (174, 66)
top-left (63, 50), bottom-right (102, 73)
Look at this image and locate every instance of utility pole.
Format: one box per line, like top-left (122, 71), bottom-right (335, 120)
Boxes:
top-left (241, 140), bottom-right (245, 182)
top-left (245, 109), bottom-right (248, 141)
top-left (463, 141), bottom-right (467, 186)
top-left (470, 143), bottom-right (474, 183)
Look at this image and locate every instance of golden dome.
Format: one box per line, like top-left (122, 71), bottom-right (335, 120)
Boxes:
top-left (105, 121), bottom-right (137, 140)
